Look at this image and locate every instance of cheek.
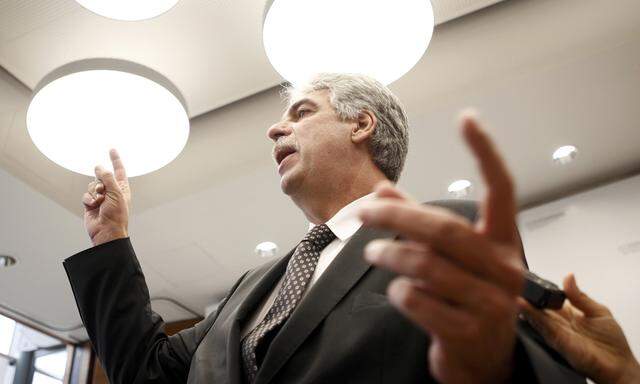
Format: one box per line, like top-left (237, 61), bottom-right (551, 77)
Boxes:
top-left (297, 120), bottom-right (351, 164)
top-left (306, 133), bottom-right (340, 157)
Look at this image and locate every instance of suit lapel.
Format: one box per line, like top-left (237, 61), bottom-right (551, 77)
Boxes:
top-left (221, 249), bottom-right (294, 384)
top-left (234, 249), bottom-right (294, 322)
top-left (255, 226), bottom-right (395, 384)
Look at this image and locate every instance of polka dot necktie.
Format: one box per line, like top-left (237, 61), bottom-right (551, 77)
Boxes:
top-left (241, 224), bottom-right (336, 383)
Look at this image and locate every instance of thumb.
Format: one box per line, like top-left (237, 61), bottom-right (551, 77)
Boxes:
top-left (563, 274), bottom-right (609, 317)
top-left (94, 166), bottom-right (120, 195)
top-left (518, 298), bottom-right (563, 350)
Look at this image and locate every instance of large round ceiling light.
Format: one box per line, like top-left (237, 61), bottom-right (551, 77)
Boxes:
top-left (26, 59), bottom-right (190, 177)
top-left (75, 0), bottom-right (180, 21)
top-left (263, 0), bottom-right (435, 85)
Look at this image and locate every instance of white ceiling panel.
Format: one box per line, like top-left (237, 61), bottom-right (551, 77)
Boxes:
top-left (0, 0), bottom-right (78, 44)
top-left (432, 0), bottom-right (505, 24)
top-left (0, 0), bottom-right (280, 117)
top-left (146, 243), bottom-right (227, 284)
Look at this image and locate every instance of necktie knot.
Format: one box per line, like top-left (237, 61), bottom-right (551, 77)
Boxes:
top-left (302, 223), bottom-right (336, 249)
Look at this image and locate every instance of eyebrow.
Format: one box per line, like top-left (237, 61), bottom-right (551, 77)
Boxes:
top-left (284, 98), bottom-right (318, 120)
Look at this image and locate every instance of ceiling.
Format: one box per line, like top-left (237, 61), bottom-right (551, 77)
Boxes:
top-left (0, 0), bottom-right (639, 341)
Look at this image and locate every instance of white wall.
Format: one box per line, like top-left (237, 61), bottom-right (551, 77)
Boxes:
top-left (519, 174), bottom-right (640, 357)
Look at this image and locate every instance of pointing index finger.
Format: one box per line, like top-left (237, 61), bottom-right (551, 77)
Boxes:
top-left (109, 149), bottom-right (128, 183)
top-left (461, 114), bottom-right (517, 244)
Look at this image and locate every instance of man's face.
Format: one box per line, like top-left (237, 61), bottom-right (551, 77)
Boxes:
top-left (267, 89), bottom-right (355, 195)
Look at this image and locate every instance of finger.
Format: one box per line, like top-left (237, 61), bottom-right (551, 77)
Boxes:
top-left (365, 239), bottom-right (507, 308)
top-left (517, 298), bottom-right (570, 351)
top-left (359, 199), bottom-right (523, 294)
top-left (109, 149), bottom-right (128, 184)
top-left (461, 113), bottom-right (517, 244)
top-left (82, 192), bottom-right (104, 209)
top-left (95, 182), bottom-right (105, 194)
top-left (388, 277), bottom-right (470, 339)
top-left (563, 274), bottom-right (609, 317)
top-left (87, 180), bottom-right (97, 197)
top-left (82, 192), bottom-right (95, 208)
top-left (94, 165), bottom-right (120, 193)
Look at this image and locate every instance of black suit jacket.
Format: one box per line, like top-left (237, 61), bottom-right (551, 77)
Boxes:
top-left (64, 200), bottom-right (586, 383)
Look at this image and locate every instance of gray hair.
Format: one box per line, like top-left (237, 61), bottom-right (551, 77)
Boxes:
top-left (283, 73), bottom-right (409, 183)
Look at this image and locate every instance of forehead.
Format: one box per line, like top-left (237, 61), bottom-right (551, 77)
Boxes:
top-left (284, 89), bottom-right (332, 114)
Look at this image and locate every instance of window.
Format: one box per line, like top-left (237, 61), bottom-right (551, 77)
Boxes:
top-left (0, 314), bottom-right (69, 384)
top-left (0, 315), bottom-right (16, 355)
top-left (33, 348), bottom-right (68, 383)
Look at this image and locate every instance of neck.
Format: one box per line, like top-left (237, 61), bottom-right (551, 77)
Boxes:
top-left (291, 165), bottom-right (388, 224)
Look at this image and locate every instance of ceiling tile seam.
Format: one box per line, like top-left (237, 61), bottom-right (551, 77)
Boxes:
top-left (0, 155), bottom-right (76, 216)
top-left (194, 242), bottom-right (232, 272)
top-left (0, 5), bottom-right (81, 48)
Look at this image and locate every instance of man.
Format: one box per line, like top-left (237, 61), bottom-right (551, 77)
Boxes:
top-left (520, 274), bottom-right (640, 384)
top-left (64, 73), bottom-right (585, 383)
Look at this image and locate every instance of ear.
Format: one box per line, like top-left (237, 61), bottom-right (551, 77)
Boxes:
top-left (351, 110), bottom-right (377, 145)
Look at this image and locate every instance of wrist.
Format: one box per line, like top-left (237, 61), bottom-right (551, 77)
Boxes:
top-left (91, 228), bottom-right (128, 246)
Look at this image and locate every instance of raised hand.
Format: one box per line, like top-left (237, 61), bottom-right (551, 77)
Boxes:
top-left (359, 114), bottom-right (525, 383)
top-left (520, 274), bottom-right (640, 384)
top-left (83, 149), bottom-right (131, 246)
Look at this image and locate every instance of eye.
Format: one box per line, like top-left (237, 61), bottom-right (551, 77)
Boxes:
top-left (298, 109), bottom-right (310, 118)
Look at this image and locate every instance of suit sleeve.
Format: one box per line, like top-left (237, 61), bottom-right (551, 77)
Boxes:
top-left (63, 238), bottom-right (246, 384)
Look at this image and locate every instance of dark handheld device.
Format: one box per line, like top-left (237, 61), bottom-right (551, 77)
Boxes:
top-left (522, 271), bottom-right (566, 309)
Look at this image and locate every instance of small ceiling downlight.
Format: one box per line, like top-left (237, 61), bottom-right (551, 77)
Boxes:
top-left (255, 242), bottom-right (278, 258)
top-left (553, 145), bottom-right (578, 164)
top-left (448, 179), bottom-right (472, 198)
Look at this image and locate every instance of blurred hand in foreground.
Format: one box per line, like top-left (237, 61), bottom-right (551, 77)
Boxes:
top-left (520, 274), bottom-right (640, 384)
top-left (359, 114), bottom-right (525, 383)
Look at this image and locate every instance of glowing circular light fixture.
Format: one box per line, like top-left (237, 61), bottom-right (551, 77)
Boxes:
top-left (255, 241), bottom-right (278, 258)
top-left (553, 145), bottom-right (578, 164)
top-left (74, 0), bottom-right (180, 21)
top-left (263, 0), bottom-right (434, 85)
top-left (27, 59), bottom-right (190, 177)
top-left (448, 179), bottom-right (472, 198)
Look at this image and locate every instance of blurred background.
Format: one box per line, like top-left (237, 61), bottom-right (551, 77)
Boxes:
top-left (0, 0), bottom-right (639, 382)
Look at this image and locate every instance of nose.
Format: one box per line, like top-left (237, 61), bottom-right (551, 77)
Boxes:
top-left (267, 120), bottom-right (292, 142)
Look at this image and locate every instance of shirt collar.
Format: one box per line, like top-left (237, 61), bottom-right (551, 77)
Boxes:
top-left (308, 192), bottom-right (375, 241)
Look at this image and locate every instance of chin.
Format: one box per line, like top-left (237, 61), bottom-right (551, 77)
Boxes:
top-left (279, 175), bottom-right (296, 195)
top-left (279, 168), bottom-right (302, 196)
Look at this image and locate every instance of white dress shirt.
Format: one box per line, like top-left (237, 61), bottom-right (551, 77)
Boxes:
top-left (241, 193), bottom-right (375, 338)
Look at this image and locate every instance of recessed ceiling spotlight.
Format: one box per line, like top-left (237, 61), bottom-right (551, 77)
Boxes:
top-left (26, 59), bottom-right (190, 177)
top-left (255, 242), bottom-right (278, 258)
top-left (75, 0), bottom-right (180, 21)
top-left (0, 255), bottom-right (17, 268)
top-left (263, 0), bottom-right (434, 85)
top-left (448, 179), bottom-right (472, 198)
top-left (553, 145), bottom-right (578, 164)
